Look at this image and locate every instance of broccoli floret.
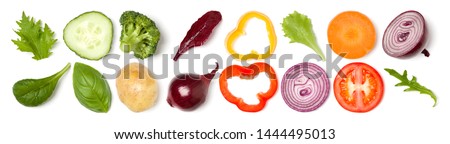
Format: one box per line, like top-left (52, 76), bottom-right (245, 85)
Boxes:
top-left (120, 11), bottom-right (160, 59)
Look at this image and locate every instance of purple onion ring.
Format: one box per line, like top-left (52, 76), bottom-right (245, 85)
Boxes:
top-left (281, 62), bottom-right (330, 112)
top-left (383, 10), bottom-right (428, 57)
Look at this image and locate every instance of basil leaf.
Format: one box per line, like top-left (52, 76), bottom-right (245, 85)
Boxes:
top-left (73, 62), bottom-right (111, 113)
top-left (13, 63), bottom-right (71, 106)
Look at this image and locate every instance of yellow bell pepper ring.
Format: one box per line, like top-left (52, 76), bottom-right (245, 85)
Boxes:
top-left (226, 11), bottom-right (277, 60)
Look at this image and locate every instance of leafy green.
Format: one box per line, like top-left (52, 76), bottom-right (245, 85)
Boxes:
top-left (282, 11), bottom-right (325, 61)
top-left (384, 68), bottom-right (437, 107)
top-left (12, 12), bottom-right (57, 60)
top-left (119, 11), bottom-right (160, 59)
top-left (13, 63), bottom-right (71, 107)
top-left (73, 62), bottom-right (111, 113)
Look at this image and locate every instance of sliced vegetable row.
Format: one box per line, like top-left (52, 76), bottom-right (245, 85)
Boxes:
top-left (10, 9), bottom-right (437, 113)
top-left (10, 10), bottom-right (430, 61)
top-left (220, 10), bottom-right (436, 112)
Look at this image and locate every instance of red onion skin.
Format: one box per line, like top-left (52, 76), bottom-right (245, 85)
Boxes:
top-left (167, 63), bottom-right (218, 111)
top-left (383, 10), bottom-right (428, 58)
top-left (403, 28), bottom-right (427, 57)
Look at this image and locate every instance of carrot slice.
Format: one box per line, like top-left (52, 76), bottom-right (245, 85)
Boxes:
top-left (327, 11), bottom-right (376, 59)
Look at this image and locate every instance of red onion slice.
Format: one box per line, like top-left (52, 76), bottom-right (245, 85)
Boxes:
top-left (281, 62), bottom-right (330, 112)
top-left (383, 10), bottom-right (428, 57)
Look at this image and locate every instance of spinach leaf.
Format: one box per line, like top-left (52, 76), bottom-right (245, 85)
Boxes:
top-left (13, 63), bottom-right (71, 106)
top-left (73, 62), bottom-right (111, 113)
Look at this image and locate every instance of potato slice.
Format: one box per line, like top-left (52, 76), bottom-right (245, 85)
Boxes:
top-left (116, 63), bottom-right (157, 112)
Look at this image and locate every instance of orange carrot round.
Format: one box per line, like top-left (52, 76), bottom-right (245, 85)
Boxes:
top-left (327, 11), bottom-right (376, 59)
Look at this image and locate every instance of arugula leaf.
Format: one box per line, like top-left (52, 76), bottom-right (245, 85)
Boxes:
top-left (282, 11), bottom-right (325, 61)
top-left (12, 12), bottom-right (57, 60)
top-left (384, 68), bottom-right (437, 107)
top-left (13, 63), bottom-right (71, 106)
top-left (73, 62), bottom-right (112, 113)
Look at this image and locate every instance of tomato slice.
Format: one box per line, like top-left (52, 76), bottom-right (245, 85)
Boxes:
top-left (334, 62), bottom-right (384, 112)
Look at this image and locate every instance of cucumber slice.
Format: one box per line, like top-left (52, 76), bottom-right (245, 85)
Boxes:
top-left (64, 11), bottom-right (113, 60)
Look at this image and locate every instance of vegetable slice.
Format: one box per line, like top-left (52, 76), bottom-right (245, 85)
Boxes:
top-left (173, 11), bottom-right (222, 61)
top-left (334, 62), bottom-right (384, 112)
top-left (13, 63), bottom-right (70, 107)
top-left (384, 68), bottom-right (437, 107)
top-left (73, 62), bottom-right (112, 113)
top-left (281, 62), bottom-right (330, 112)
top-left (219, 62), bottom-right (278, 112)
top-left (282, 11), bottom-right (325, 61)
top-left (64, 11), bottom-right (113, 60)
top-left (328, 11), bottom-right (376, 59)
top-left (383, 10), bottom-right (428, 57)
top-left (12, 12), bottom-right (57, 60)
top-left (226, 11), bottom-right (277, 60)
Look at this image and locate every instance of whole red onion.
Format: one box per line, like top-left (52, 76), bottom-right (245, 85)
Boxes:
top-left (167, 63), bottom-right (219, 111)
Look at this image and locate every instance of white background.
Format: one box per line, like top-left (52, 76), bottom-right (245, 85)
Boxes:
top-left (1, 0), bottom-right (448, 143)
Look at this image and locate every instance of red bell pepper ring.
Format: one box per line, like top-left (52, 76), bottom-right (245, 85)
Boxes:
top-left (219, 62), bottom-right (278, 112)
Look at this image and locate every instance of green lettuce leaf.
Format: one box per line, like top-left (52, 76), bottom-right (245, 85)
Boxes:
top-left (12, 12), bottom-right (57, 60)
top-left (282, 11), bottom-right (325, 60)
